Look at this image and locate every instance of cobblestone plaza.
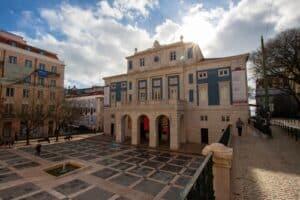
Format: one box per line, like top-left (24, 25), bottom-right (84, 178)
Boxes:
top-left (0, 135), bottom-right (204, 200)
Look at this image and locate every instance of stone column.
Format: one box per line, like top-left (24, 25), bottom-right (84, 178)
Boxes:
top-left (202, 143), bottom-right (233, 200)
top-left (115, 114), bottom-right (123, 143)
top-left (131, 118), bottom-right (139, 145)
top-left (149, 117), bottom-right (158, 148)
top-left (163, 76), bottom-right (168, 100)
top-left (170, 114), bottom-right (180, 150)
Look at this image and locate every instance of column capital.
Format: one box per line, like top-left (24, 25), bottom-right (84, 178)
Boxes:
top-left (202, 143), bottom-right (233, 168)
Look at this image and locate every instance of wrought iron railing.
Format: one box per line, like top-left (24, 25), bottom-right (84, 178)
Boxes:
top-left (218, 125), bottom-right (231, 146)
top-left (181, 152), bottom-right (214, 200)
top-left (181, 125), bottom-right (232, 200)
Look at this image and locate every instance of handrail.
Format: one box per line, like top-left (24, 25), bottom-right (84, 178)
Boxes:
top-left (180, 152), bottom-right (213, 199)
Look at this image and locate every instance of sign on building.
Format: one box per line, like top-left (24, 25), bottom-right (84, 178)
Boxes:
top-left (231, 69), bottom-right (248, 104)
top-left (104, 86), bottom-right (110, 107)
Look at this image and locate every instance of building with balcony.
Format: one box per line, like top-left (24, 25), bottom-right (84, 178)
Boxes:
top-left (65, 86), bottom-right (104, 131)
top-left (0, 30), bottom-right (65, 141)
top-left (103, 37), bottom-right (249, 150)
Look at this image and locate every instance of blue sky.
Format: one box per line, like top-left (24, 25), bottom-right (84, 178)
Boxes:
top-left (0, 0), bottom-right (299, 88)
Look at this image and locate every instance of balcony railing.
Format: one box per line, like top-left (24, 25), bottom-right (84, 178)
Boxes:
top-left (181, 125), bottom-right (231, 200)
top-left (111, 99), bottom-right (186, 107)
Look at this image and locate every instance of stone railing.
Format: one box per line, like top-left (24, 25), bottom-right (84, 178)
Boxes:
top-left (181, 125), bottom-right (233, 200)
top-left (271, 118), bottom-right (300, 141)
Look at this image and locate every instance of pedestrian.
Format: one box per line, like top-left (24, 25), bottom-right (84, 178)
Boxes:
top-left (36, 142), bottom-right (42, 156)
top-left (236, 118), bottom-right (244, 136)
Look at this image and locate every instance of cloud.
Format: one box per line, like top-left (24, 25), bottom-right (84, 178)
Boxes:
top-left (19, 0), bottom-right (300, 88)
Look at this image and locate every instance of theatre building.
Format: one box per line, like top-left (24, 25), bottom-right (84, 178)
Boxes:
top-left (103, 37), bottom-right (249, 150)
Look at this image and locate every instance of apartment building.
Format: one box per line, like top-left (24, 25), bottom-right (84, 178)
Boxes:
top-left (103, 37), bottom-right (250, 150)
top-left (65, 86), bottom-right (104, 131)
top-left (0, 31), bottom-right (65, 141)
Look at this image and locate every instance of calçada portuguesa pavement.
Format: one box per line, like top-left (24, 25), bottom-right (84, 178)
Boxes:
top-left (231, 125), bottom-right (300, 200)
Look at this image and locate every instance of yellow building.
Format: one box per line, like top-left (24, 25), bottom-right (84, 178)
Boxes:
top-left (103, 37), bottom-right (250, 150)
top-left (0, 31), bottom-right (65, 141)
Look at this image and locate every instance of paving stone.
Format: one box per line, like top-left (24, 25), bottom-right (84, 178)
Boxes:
top-left (20, 191), bottom-right (58, 200)
top-left (152, 156), bottom-right (170, 163)
top-left (13, 162), bottom-right (40, 170)
top-left (79, 155), bottom-right (98, 161)
top-left (189, 161), bottom-right (201, 169)
top-left (133, 179), bottom-right (165, 196)
top-left (92, 168), bottom-right (119, 179)
top-left (47, 156), bottom-right (67, 162)
top-left (0, 167), bottom-right (11, 175)
top-left (142, 161), bottom-right (163, 169)
top-left (162, 187), bottom-right (183, 200)
top-left (176, 155), bottom-right (193, 161)
top-left (169, 159), bottom-right (188, 166)
top-left (126, 157), bottom-right (145, 164)
top-left (175, 176), bottom-right (191, 187)
top-left (73, 187), bottom-right (114, 200)
top-left (137, 153), bottom-right (153, 160)
top-left (0, 172), bottom-right (22, 183)
top-left (128, 166), bottom-right (154, 177)
top-left (97, 159), bottom-right (119, 166)
top-left (161, 164), bottom-right (183, 173)
top-left (111, 154), bottom-right (130, 161)
top-left (6, 158), bottom-right (30, 165)
top-left (0, 182), bottom-right (40, 200)
top-left (150, 171), bottom-right (175, 183)
top-left (110, 173), bottom-right (140, 186)
top-left (111, 162), bottom-right (135, 171)
top-left (183, 168), bottom-right (196, 177)
top-left (54, 179), bottom-right (90, 196)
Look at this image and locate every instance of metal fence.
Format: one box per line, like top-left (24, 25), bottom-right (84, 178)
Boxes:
top-left (181, 125), bottom-right (231, 200)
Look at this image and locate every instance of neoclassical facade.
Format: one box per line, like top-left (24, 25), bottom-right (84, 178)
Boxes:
top-left (103, 38), bottom-right (249, 150)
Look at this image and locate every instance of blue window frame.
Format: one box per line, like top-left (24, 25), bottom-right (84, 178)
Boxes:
top-left (188, 73), bottom-right (193, 84)
top-left (189, 89), bottom-right (194, 102)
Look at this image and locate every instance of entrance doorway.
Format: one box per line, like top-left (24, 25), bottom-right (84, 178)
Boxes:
top-left (201, 128), bottom-right (208, 144)
top-left (157, 115), bottom-right (170, 147)
top-left (3, 122), bottom-right (12, 138)
top-left (121, 115), bottom-right (132, 142)
top-left (48, 121), bottom-right (54, 137)
top-left (138, 115), bottom-right (149, 144)
top-left (110, 123), bottom-right (115, 137)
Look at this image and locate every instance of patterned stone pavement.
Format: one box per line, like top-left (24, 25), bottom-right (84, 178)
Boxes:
top-left (231, 126), bottom-right (300, 200)
top-left (0, 135), bottom-right (204, 200)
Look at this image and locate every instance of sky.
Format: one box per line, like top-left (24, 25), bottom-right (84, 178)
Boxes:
top-left (0, 0), bottom-right (300, 88)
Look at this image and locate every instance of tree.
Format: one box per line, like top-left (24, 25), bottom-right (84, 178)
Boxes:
top-left (49, 98), bottom-right (81, 141)
top-left (251, 28), bottom-right (300, 107)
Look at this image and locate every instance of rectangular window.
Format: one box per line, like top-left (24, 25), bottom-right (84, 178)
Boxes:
top-left (25, 60), bottom-right (32, 68)
top-left (138, 80), bottom-right (147, 101)
top-left (188, 73), bottom-right (193, 84)
top-left (187, 47), bottom-right (193, 59)
top-left (39, 63), bottom-right (45, 70)
top-left (38, 78), bottom-right (45, 86)
top-left (128, 94), bottom-right (132, 102)
top-left (50, 80), bottom-right (56, 87)
top-left (4, 104), bottom-right (13, 114)
top-left (170, 51), bottom-right (176, 61)
top-left (51, 66), bottom-right (57, 73)
top-left (200, 115), bottom-right (208, 121)
top-left (198, 71), bottom-right (207, 79)
top-left (23, 89), bottom-right (29, 98)
top-left (6, 88), bottom-right (14, 97)
top-left (189, 90), bottom-right (194, 102)
top-left (37, 90), bottom-right (43, 99)
top-left (50, 92), bottom-right (56, 100)
top-left (218, 69), bottom-right (229, 77)
top-left (128, 82), bottom-right (132, 90)
top-left (8, 56), bottom-right (17, 64)
top-left (139, 58), bottom-right (145, 67)
top-left (128, 60), bottom-right (133, 70)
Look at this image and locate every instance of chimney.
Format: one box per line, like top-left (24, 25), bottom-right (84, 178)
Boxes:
top-left (180, 35), bottom-right (183, 42)
top-left (134, 48), bottom-right (138, 54)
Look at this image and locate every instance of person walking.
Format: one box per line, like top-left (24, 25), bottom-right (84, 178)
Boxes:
top-left (236, 118), bottom-right (244, 136)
